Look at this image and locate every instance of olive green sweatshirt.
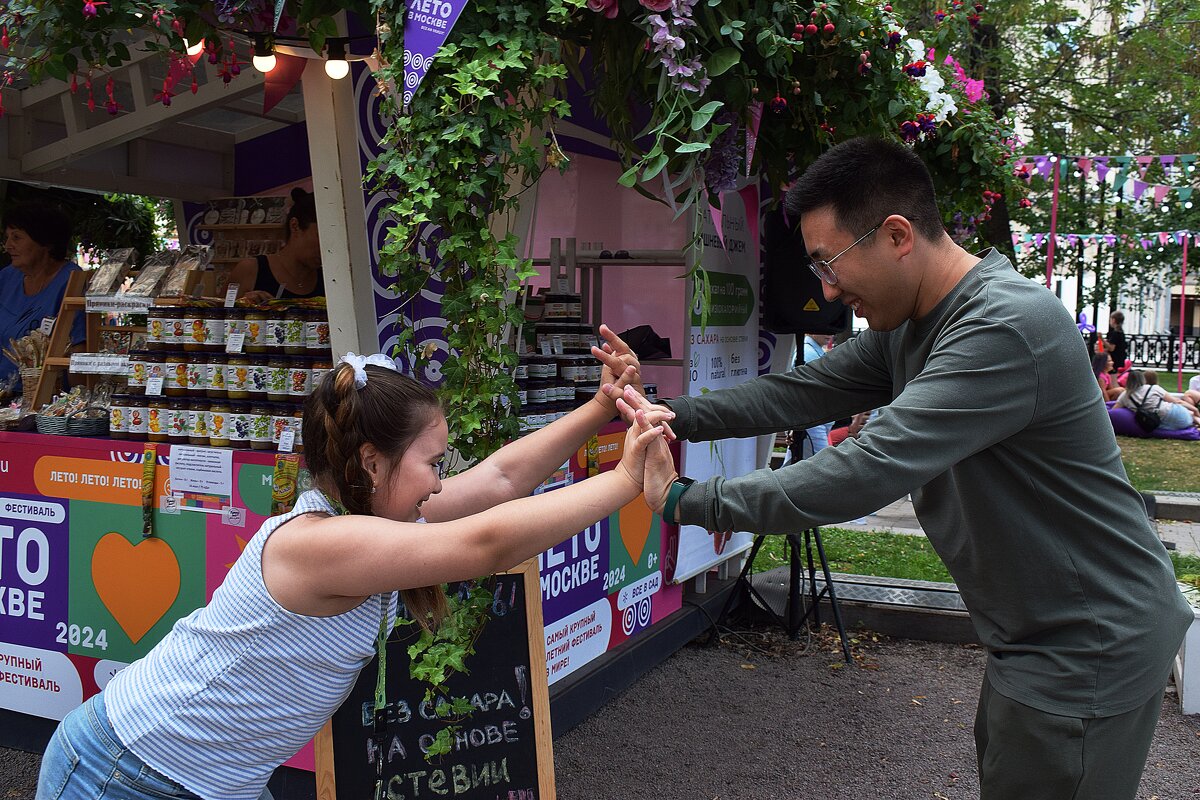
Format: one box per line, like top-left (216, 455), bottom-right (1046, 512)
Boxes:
top-left (666, 249), bottom-right (1192, 717)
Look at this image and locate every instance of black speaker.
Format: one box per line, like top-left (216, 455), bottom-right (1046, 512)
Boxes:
top-left (762, 207), bottom-right (850, 335)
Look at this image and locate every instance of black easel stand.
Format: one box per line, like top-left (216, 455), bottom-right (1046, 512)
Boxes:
top-left (711, 528), bottom-right (852, 663)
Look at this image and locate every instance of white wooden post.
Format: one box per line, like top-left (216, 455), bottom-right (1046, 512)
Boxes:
top-left (300, 59), bottom-right (380, 357)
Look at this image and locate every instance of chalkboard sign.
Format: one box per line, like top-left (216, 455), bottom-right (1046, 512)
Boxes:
top-left (315, 561), bottom-right (555, 800)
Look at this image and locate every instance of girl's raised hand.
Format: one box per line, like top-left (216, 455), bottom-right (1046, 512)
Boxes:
top-left (613, 404), bottom-right (666, 492)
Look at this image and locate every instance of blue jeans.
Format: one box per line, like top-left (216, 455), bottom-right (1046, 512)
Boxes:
top-left (36, 693), bottom-right (272, 800)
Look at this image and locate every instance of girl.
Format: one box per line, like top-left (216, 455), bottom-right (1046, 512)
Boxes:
top-left (229, 188), bottom-right (323, 303)
top-left (1091, 352), bottom-right (1123, 402)
top-left (37, 330), bottom-right (672, 800)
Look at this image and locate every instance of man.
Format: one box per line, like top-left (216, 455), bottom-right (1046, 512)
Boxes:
top-left (1106, 310), bottom-right (1128, 371)
top-left (614, 137), bottom-right (1191, 799)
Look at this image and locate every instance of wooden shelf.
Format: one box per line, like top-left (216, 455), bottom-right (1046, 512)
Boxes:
top-left (531, 257), bottom-right (686, 268)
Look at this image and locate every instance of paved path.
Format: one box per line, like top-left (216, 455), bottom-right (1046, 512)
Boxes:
top-left (836, 494), bottom-right (1200, 556)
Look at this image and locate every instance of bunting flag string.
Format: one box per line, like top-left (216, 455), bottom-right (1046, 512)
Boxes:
top-left (1012, 229), bottom-right (1199, 254)
top-left (1013, 153), bottom-right (1198, 207)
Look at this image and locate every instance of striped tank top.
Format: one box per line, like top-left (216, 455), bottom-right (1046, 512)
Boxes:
top-left (104, 489), bottom-right (398, 800)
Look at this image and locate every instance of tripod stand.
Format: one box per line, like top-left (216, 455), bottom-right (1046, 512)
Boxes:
top-left (712, 527), bottom-right (852, 662)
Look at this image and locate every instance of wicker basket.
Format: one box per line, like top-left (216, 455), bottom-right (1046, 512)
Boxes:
top-left (67, 407), bottom-right (110, 437)
top-left (36, 413), bottom-right (70, 435)
top-left (19, 366), bottom-right (43, 410)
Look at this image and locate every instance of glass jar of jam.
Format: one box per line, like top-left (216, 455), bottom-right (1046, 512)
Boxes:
top-left (208, 401), bottom-right (231, 447)
top-left (228, 401), bottom-right (251, 449)
top-left (309, 355), bottom-right (333, 391)
top-left (247, 354), bottom-right (271, 400)
top-left (287, 357), bottom-right (311, 399)
top-left (206, 355), bottom-right (227, 400)
top-left (126, 396), bottom-right (148, 442)
top-left (244, 310), bottom-right (269, 354)
top-left (146, 308), bottom-right (167, 351)
top-left (166, 399), bottom-right (190, 445)
top-left (147, 399), bottom-right (170, 443)
top-left (186, 357), bottom-right (208, 398)
top-left (266, 356), bottom-right (290, 402)
top-left (160, 307), bottom-right (183, 351)
top-left (291, 404), bottom-right (305, 454)
top-left (127, 350), bottom-right (148, 395)
top-left (225, 355), bottom-right (251, 400)
top-left (264, 313), bottom-right (288, 354)
top-left (283, 312), bottom-right (306, 355)
top-left (305, 314), bottom-right (331, 351)
top-left (270, 403), bottom-right (294, 448)
top-left (142, 351), bottom-right (166, 390)
top-left (181, 306), bottom-right (206, 354)
top-left (224, 308), bottom-right (247, 347)
top-left (164, 351), bottom-right (189, 397)
top-left (187, 400), bottom-right (210, 446)
top-left (249, 403), bottom-right (273, 450)
top-left (108, 394), bottom-right (129, 440)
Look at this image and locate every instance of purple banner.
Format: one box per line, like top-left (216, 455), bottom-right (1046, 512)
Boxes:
top-left (403, 0), bottom-right (469, 108)
top-left (537, 515), bottom-right (610, 626)
top-left (0, 493), bottom-right (69, 651)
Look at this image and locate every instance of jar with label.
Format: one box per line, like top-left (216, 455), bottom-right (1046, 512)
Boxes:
top-left (206, 355), bottom-right (227, 399)
top-left (309, 355), bottom-right (333, 390)
top-left (161, 307), bottom-right (184, 350)
top-left (228, 402), bottom-right (251, 449)
top-left (287, 357), bottom-right (311, 398)
top-left (247, 354), bottom-right (271, 400)
top-left (244, 311), bottom-right (269, 353)
top-left (224, 308), bottom-right (247, 344)
top-left (291, 405), bottom-right (305, 453)
top-left (141, 351), bottom-right (166, 390)
top-left (108, 394), bottom-right (129, 440)
top-left (574, 384), bottom-right (598, 408)
top-left (264, 313), bottom-right (288, 354)
top-left (147, 399), bottom-right (171, 443)
top-left (249, 403), bottom-right (274, 450)
top-left (127, 351), bottom-right (148, 395)
top-left (283, 313), bottom-right (306, 354)
top-left (305, 314), bottom-right (331, 351)
top-left (167, 400), bottom-right (190, 445)
top-left (526, 379), bottom-right (549, 405)
top-left (188, 400), bottom-right (210, 446)
top-left (577, 323), bottom-right (599, 352)
top-left (181, 306), bottom-right (206, 353)
top-left (543, 293), bottom-right (571, 321)
top-left (204, 308), bottom-right (226, 352)
top-left (186, 357), bottom-right (209, 397)
top-left (126, 396), bottom-right (148, 442)
top-left (146, 309), bottom-right (167, 351)
top-left (270, 403), bottom-right (295, 448)
top-left (516, 378), bottom-right (528, 406)
top-left (164, 351), bottom-right (189, 397)
top-left (208, 401), bottom-right (231, 447)
top-left (514, 361), bottom-right (529, 380)
top-left (225, 355), bottom-right (251, 400)
top-left (266, 356), bottom-right (290, 402)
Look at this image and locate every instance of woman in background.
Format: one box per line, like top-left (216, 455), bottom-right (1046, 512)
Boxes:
top-left (229, 188), bottom-right (323, 303)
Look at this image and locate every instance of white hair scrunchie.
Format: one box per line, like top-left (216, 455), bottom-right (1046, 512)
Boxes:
top-left (339, 352), bottom-right (399, 389)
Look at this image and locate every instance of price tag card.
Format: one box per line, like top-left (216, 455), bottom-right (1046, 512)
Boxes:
top-left (224, 283), bottom-right (239, 308)
top-left (225, 333), bottom-right (245, 354)
top-left (145, 376), bottom-right (164, 396)
top-left (278, 430), bottom-right (295, 453)
top-left (221, 505), bottom-right (247, 527)
top-left (551, 336), bottom-right (565, 356)
top-left (159, 494), bottom-right (181, 515)
top-left (539, 341), bottom-right (552, 357)
top-left (69, 353), bottom-right (130, 375)
top-left (39, 317), bottom-right (55, 336)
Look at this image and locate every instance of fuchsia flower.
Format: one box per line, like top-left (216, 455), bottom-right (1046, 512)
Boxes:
top-left (639, 0), bottom-right (674, 11)
top-left (903, 60), bottom-right (928, 77)
top-left (82, 1), bottom-right (107, 18)
top-left (587, 0), bottom-right (619, 18)
top-left (898, 120), bottom-right (920, 142)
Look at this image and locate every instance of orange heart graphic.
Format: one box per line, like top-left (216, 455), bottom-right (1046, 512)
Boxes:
top-left (92, 533), bottom-right (181, 644)
top-left (617, 497), bottom-right (654, 565)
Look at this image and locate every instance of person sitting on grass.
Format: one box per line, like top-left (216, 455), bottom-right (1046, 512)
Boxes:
top-left (1092, 352), bottom-right (1124, 402)
top-left (1117, 369), bottom-right (1200, 430)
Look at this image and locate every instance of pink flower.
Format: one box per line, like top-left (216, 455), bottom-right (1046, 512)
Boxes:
top-left (587, 0), bottom-right (618, 18)
top-left (963, 78), bottom-right (986, 103)
top-left (639, 0), bottom-right (674, 11)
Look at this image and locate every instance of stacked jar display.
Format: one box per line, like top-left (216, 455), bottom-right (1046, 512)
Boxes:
top-left (111, 302), bottom-right (334, 452)
top-left (516, 292), bottom-right (599, 436)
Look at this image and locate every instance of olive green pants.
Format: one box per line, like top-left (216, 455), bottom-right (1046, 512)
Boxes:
top-left (974, 674), bottom-right (1163, 800)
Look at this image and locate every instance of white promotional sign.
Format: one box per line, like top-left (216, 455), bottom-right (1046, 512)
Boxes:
top-left (0, 642), bottom-right (83, 719)
top-left (544, 597), bottom-right (611, 686)
top-left (675, 183), bottom-right (760, 582)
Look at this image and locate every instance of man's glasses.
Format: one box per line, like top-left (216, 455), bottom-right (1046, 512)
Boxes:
top-left (807, 221), bottom-right (884, 286)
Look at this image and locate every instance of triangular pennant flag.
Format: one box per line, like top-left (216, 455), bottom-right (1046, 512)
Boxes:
top-left (1112, 155), bottom-right (1132, 168)
top-left (1066, 234), bottom-right (1078, 247)
top-left (403, 0), bottom-right (469, 109)
top-left (1159, 232), bottom-right (1171, 245)
top-left (262, 52), bottom-right (306, 114)
top-left (1076, 157), bottom-right (1092, 179)
top-left (1136, 155), bottom-right (1153, 178)
top-left (1011, 233), bottom-right (1020, 247)
top-left (1036, 157), bottom-right (1052, 179)
top-left (745, 102), bottom-right (763, 176)
top-left (1177, 186), bottom-right (1193, 203)
top-left (1094, 156), bottom-right (1110, 183)
top-left (1142, 238), bottom-right (1152, 250)
top-left (1133, 179), bottom-right (1149, 200)
top-left (1023, 233), bottom-right (1033, 242)
top-left (1177, 231), bottom-right (1188, 246)
top-left (1180, 154), bottom-right (1197, 173)
top-left (1060, 159), bottom-right (1071, 179)
top-left (1034, 233), bottom-right (1045, 248)
top-left (1153, 185), bottom-right (1170, 205)
top-left (1160, 155), bottom-right (1176, 166)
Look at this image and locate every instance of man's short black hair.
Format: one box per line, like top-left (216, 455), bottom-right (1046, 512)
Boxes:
top-left (784, 138), bottom-right (946, 243)
top-left (2, 203), bottom-right (74, 261)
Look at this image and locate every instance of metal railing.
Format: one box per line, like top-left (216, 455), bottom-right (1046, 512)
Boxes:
top-left (1101, 334), bottom-right (1200, 371)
